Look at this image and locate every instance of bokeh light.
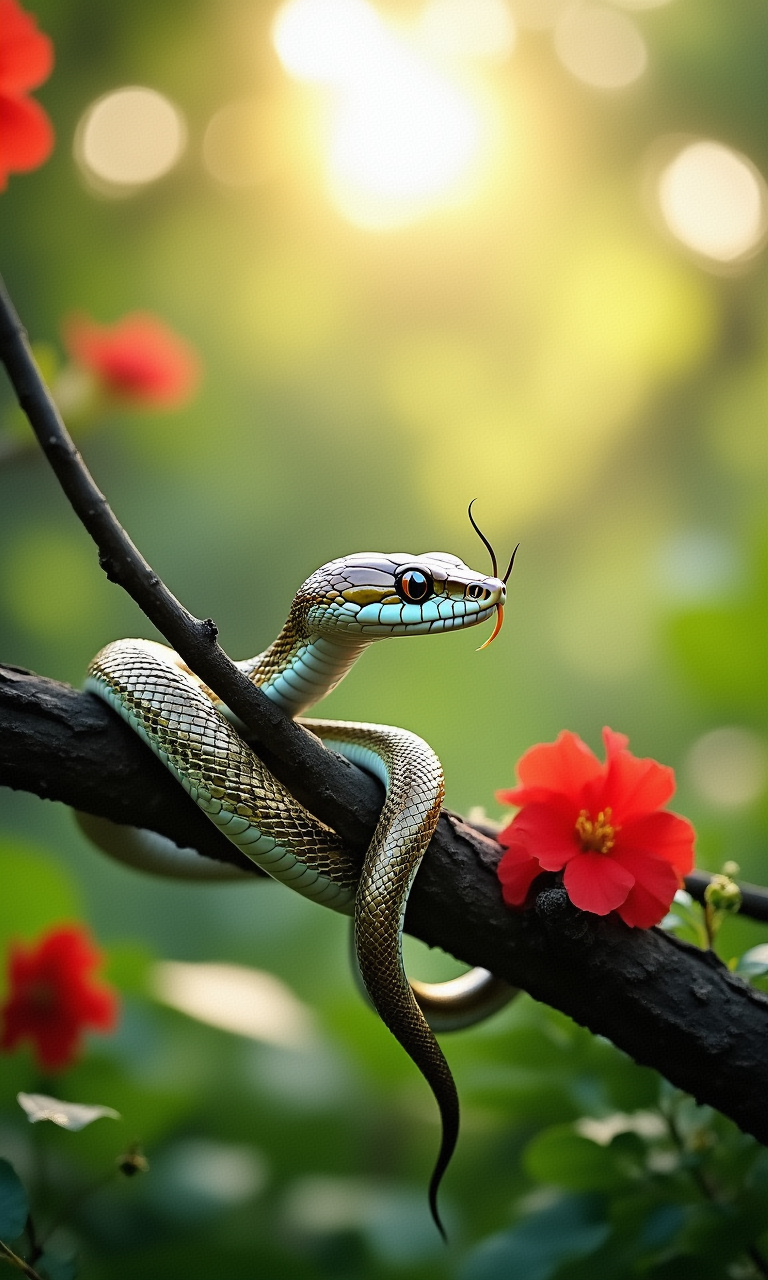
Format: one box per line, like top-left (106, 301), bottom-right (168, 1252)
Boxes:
top-left (415, 0), bottom-right (516, 61)
top-left (654, 531), bottom-right (741, 602)
top-left (657, 139), bottom-right (768, 264)
top-left (686, 727), bottom-right (768, 809)
top-left (327, 62), bottom-right (486, 228)
top-left (202, 100), bottom-right (273, 188)
top-left (153, 961), bottom-right (316, 1047)
top-left (508, 0), bottom-right (570, 28)
top-left (554, 4), bottom-right (647, 89)
top-left (272, 0), bottom-right (385, 84)
top-left (272, 0), bottom-right (494, 228)
top-left (74, 86), bottom-right (187, 194)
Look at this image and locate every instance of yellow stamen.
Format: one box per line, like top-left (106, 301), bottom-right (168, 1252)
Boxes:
top-left (477, 604), bottom-right (504, 651)
top-left (575, 808), bottom-right (617, 853)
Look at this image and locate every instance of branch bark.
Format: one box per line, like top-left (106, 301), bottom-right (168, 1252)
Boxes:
top-left (2, 662), bottom-right (768, 1148)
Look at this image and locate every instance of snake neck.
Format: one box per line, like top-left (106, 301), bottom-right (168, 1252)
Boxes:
top-left (238, 610), bottom-right (370, 717)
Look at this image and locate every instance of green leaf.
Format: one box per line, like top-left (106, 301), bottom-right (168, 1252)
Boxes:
top-left (524, 1125), bottom-right (643, 1191)
top-left (458, 1194), bottom-right (609, 1280)
top-left (0, 1158), bottom-right (28, 1243)
top-left (735, 944), bottom-right (768, 977)
top-left (38, 1250), bottom-right (78, 1280)
top-left (17, 1093), bottom-right (120, 1131)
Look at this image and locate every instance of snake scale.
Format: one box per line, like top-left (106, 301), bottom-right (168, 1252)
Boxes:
top-left (84, 536), bottom-right (512, 1235)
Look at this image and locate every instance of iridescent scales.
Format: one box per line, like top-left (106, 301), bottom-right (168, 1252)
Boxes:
top-left (85, 548), bottom-right (506, 1235)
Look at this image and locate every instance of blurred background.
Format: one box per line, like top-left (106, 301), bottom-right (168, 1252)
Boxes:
top-left (2, 0), bottom-right (768, 1275)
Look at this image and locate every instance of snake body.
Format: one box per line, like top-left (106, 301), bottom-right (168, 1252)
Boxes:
top-left (85, 550), bottom-right (507, 1233)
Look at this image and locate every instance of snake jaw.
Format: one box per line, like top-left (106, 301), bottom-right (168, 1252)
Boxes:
top-left (477, 603), bottom-right (504, 650)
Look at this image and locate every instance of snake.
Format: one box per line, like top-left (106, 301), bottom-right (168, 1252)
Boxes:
top-left (83, 523), bottom-right (515, 1236)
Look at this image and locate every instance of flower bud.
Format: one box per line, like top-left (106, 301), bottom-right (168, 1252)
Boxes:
top-left (704, 873), bottom-right (742, 915)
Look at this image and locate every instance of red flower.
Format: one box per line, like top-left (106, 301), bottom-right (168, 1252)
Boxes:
top-left (0, 0), bottom-right (54, 190)
top-left (496, 727), bottom-right (695, 928)
top-left (62, 312), bottom-right (201, 409)
top-left (0, 925), bottom-right (119, 1071)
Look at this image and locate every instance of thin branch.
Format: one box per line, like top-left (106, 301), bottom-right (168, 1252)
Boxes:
top-left (0, 1240), bottom-right (44, 1280)
top-left (0, 275), bottom-right (381, 852)
top-left (685, 869), bottom-right (768, 924)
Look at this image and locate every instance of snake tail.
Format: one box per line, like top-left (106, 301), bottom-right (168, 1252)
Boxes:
top-left (341, 720), bottom-right (456, 1236)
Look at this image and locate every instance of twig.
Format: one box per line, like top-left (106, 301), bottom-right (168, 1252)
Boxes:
top-left (0, 1240), bottom-right (44, 1280)
top-left (0, 274), bottom-right (381, 850)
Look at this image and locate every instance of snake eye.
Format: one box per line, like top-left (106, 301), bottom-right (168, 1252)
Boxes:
top-left (466, 583), bottom-right (491, 602)
top-left (395, 568), bottom-right (433, 603)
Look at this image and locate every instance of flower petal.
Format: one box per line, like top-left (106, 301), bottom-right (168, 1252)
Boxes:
top-left (616, 875), bottom-right (679, 928)
top-left (62, 313), bottom-right (200, 408)
top-left (610, 839), bottom-right (685, 927)
top-left (601, 726), bottom-right (629, 757)
top-left (497, 731), bottom-right (604, 808)
top-left (0, 0), bottom-right (54, 95)
top-left (499, 802), bottom-right (578, 871)
top-left (618, 811), bottom-right (696, 876)
top-left (563, 853), bottom-right (635, 916)
top-left (497, 843), bottom-right (543, 906)
top-left (597, 732), bottom-right (676, 823)
top-left (0, 925), bottom-right (118, 1072)
top-left (0, 93), bottom-right (53, 185)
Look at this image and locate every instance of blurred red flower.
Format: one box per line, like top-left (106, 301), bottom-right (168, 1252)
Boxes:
top-left (0, 0), bottom-right (54, 190)
top-left (0, 925), bottom-right (119, 1071)
top-left (62, 312), bottom-right (201, 408)
top-left (496, 727), bottom-right (695, 928)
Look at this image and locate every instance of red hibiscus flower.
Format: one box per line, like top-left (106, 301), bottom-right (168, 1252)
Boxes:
top-left (496, 727), bottom-right (695, 929)
top-left (0, 0), bottom-right (54, 190)
top-left (0, 925), bottom-right (119, 1071)
top-left (62, 312), bottom-right (201, 409)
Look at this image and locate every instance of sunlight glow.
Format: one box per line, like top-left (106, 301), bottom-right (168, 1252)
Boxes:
top-left (272, 0), bottom-right (492, 228)
top-left (273, 0), bottom-right (384, 83)
top-left (75, 87), bottom-right (186, 193)
top-left (509, 0), bottom-right (570, 28)
top-left (657, 140), bottom-right (768, 264)
top-left (554, 4), bottom-right (647, 89)
top-left (415, 0), bottom-right (516, 61)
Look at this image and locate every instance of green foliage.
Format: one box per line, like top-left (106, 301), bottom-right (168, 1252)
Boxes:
top-left (666, 526), bottom-right (768, 717)
top-left (0, 1157), bottom-right (29, 1242)
top-left (458, 1195), bottom-right (610, 1280)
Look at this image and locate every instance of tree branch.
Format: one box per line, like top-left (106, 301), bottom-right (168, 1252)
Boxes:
top-left (2, 662), bottom-right (768, 1148)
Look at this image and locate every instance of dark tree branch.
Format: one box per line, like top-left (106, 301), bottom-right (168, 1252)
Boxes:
top-left (2, 662), bottom-right (768, 1148)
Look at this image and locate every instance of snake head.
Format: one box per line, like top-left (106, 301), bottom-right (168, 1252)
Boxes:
top-left (299, 552), bottom-right (506, 644)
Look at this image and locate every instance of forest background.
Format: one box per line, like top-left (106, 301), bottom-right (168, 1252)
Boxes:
top-left (2, 0), bottom-right (768, 1276)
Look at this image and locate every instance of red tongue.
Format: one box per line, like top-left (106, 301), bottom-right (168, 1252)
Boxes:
top-left (477, 604), bottom-right (504, 650)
